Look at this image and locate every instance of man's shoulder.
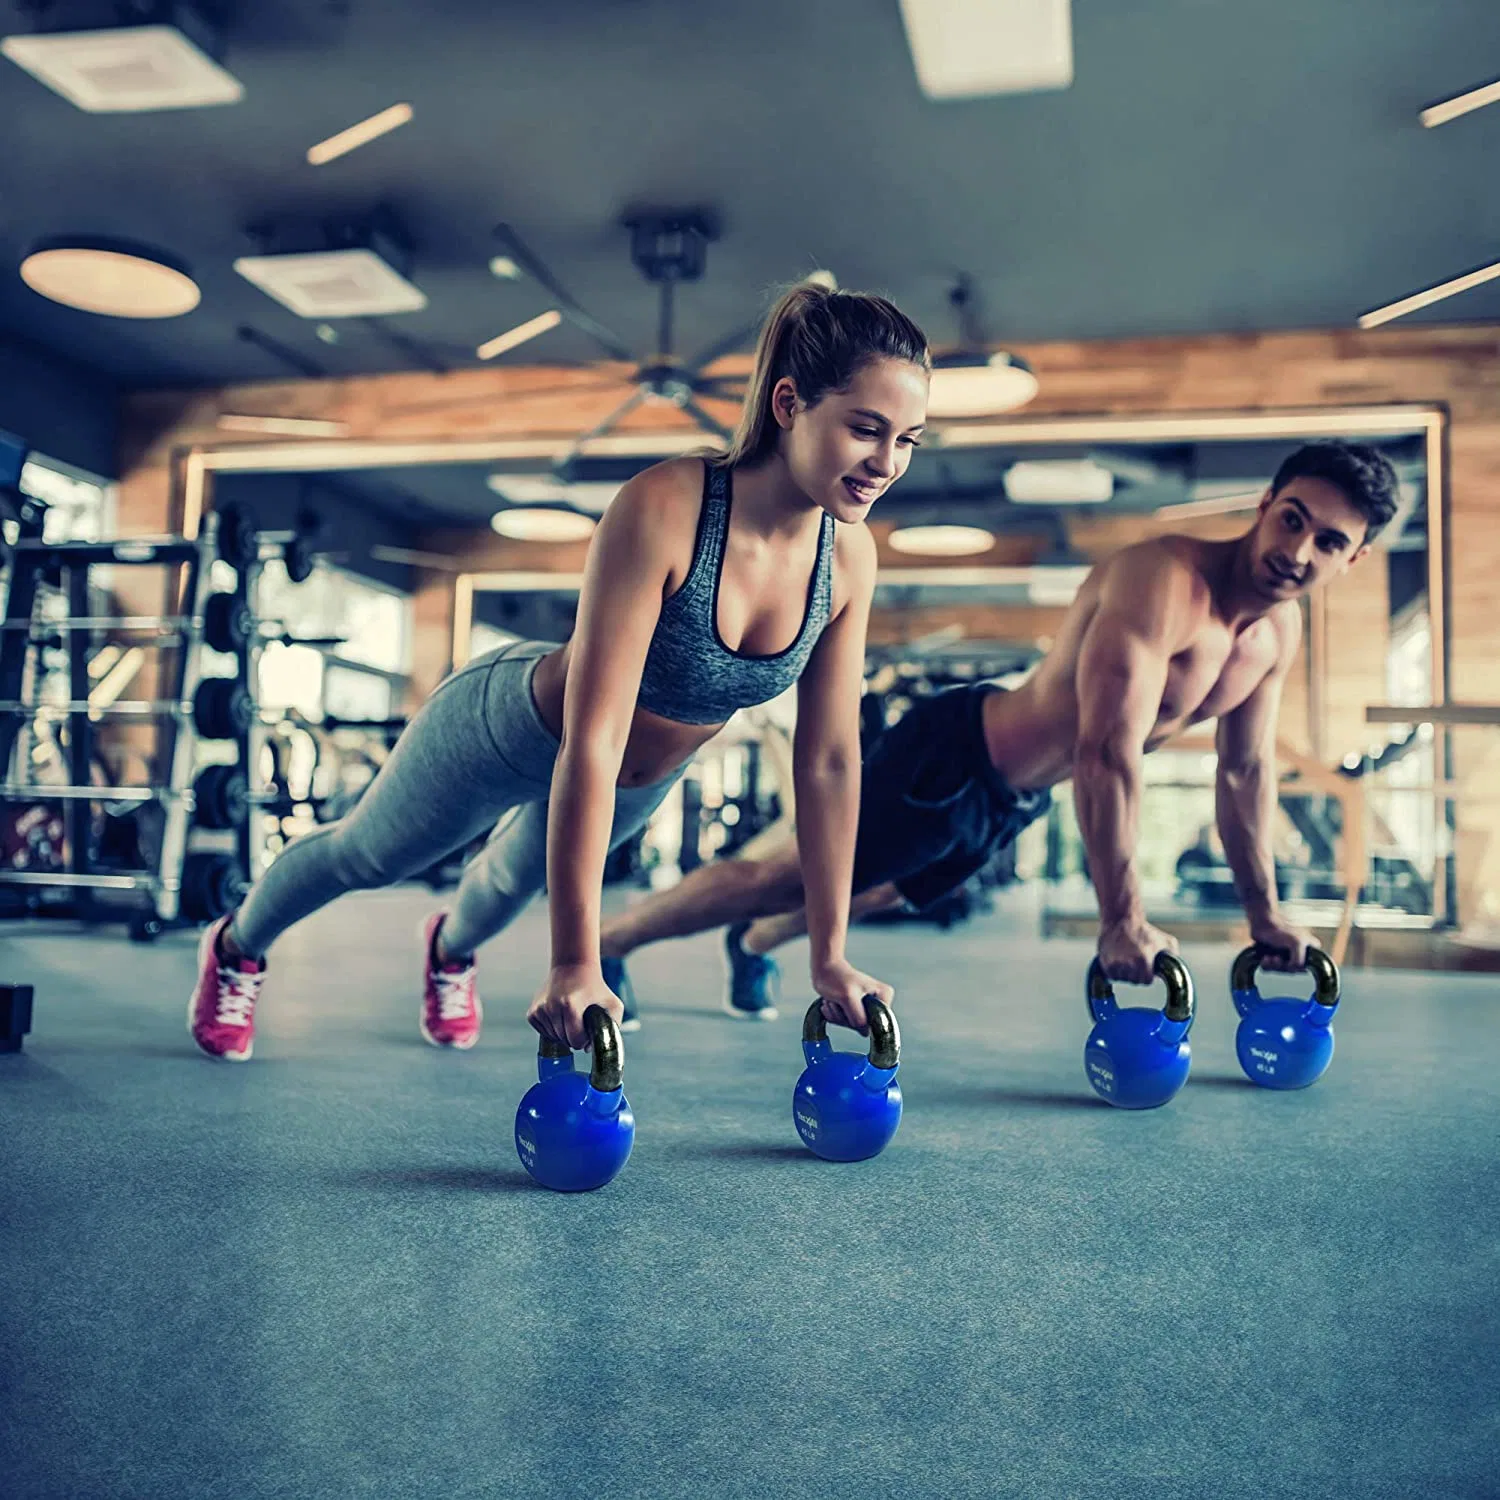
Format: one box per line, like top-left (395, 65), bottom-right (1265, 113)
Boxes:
top-left (1096, 534), bottom-right (1212, 603)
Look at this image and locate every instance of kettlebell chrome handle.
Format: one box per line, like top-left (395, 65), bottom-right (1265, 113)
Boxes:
top-left (534, 1004), bottom-right (624, 1092)
top-left (1087, 951), bottom-right (1195, 1024)
top-left (802, 994), bottom-right (900, 1071)
top-left (1231, 943), bottom-right (1340, 1009)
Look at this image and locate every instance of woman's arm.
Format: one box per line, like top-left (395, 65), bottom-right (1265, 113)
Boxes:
top-left (791, 524), bottom-right (892, 1032)
top-left (529, 464), bottom-right (687, 1048)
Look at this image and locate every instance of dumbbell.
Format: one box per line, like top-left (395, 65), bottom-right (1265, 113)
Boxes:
top-left (1083, 953), bottom-right (1196, 1109)
top-left (193, 678), bottom-right (253, 740)
top-left (191, 763), bottom-right (249, 829)
top-left (793, 996), bottom-right (902, 1161)
top-left (203, 592), bottom-right (253, 654)
top-left (514, 1007), bottom-right (634, 1192)
top-left (201, 592), bottom-right (346, 656)
top-left (1230, 944), bottom-right (1342, 1089)
top-left (179, 852), bottom-right (248, 923)
top-left (212, 502), bottom-right (324, 582)
top-left (215, 502), bottom-right (260, 569)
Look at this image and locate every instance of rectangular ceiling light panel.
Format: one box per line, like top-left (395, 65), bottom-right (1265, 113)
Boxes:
top-left (899, 0), bottom-right (1073, 99)
top-left (233, 249), bottom-right (428, 318)
top-left (1004, 459), bottom-right (1113, 503)
top-left (1, 24), bottom-right (243, 112)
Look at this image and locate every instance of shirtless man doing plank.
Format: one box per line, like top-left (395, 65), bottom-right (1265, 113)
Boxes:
top-left (598, 440), bottom-right (1400, 1026)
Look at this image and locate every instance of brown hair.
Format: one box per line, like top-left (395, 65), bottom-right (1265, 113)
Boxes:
top-left (719, 283), bottom-right (930, 468)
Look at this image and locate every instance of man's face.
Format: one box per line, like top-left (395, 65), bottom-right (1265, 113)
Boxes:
top-left (1248, 475), bottom-right (1371, 601)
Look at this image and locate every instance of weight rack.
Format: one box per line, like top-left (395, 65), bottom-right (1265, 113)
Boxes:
top-left (0, 488), bottom-right (251, 940)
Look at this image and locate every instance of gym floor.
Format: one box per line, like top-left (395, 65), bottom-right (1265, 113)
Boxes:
top-left (2, 890), bottom-right (1496, 1500)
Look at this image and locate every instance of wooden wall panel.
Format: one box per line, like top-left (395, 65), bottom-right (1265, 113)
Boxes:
top-left (1322, 556), bottom-right (1390, 766)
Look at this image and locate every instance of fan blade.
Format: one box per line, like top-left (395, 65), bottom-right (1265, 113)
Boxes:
top-left (358, 317), bottom-right (450, 375)
top-left (681, 396), bottom-right (733, 442)
top-left (493, 222), bottom-right (636, 363)
top-left (685, 317), bottom-right (763, 375)
top-left (555, 388), bottom-right (650, 477)
top-left (490, 377), bottom-right (631, 402)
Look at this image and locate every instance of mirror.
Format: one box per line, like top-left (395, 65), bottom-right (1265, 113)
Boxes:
top-left (193, 404), bottom-right (1448, 934)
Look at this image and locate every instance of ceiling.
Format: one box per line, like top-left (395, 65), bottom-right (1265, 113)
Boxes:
top-left (1, 0), bottom-right (1498, 394)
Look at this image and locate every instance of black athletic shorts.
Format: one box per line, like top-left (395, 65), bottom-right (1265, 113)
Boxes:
top-left (849, 684), bottom-right (1052, 912)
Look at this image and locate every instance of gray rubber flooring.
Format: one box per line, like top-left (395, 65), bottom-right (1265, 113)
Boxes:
top-left (2, 887), bottom-right (1496, 1499)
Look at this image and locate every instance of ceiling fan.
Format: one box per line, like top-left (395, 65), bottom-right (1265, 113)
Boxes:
top-left (476, 211), bottom-right (766, 478)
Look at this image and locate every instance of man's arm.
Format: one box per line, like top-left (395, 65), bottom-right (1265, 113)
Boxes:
top-left (1215, 614), bottom-right (1313, 971)
top-left (1072, 548), bottom-right (1196, 983)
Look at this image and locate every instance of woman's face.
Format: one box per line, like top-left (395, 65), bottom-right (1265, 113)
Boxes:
top-left (774, 356), bottom-right (929, 522)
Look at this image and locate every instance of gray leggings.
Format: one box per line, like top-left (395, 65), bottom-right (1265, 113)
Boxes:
top-left (229, 641), bottom-right (683, 959)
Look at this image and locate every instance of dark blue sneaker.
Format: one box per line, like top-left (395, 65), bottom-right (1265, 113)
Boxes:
top-left (722, 921), bottom-right (780, 1022)
top-left (600, 954), bottom-right (641, 1032)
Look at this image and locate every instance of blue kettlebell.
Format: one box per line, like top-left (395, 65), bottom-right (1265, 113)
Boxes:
top-left (793, 995), bottom-right (901, 1162)
top-left (1084, 952), bottom-right (1196, 1109)
top-left (514, 1005), bottom-right (634, 1191)
top-left (1231, 944), bottom-right (1341, 1090)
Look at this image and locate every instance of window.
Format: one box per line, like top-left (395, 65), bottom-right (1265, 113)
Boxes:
top-left (252, 560), bottom-right (413, 721)
top-left (19, 453), bottom-right (114, 544)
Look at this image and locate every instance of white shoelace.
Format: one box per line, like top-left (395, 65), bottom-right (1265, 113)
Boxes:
top-left (433, 966), bottom-right (474, 1021)
top-left (215, 965), bottom-right (262, 1028)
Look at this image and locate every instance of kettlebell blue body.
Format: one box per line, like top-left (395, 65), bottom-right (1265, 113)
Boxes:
top-left (1084, 953), bottom-right (1196, 1110)
top-left (794, 997), bottom-right (901, 1162)
top-left (515, 1006), bottom-right (633, 1191)
top-left (1231, 945), bottom-right (1341, 1091)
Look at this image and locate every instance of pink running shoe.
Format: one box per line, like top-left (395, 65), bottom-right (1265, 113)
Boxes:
top-left (420, 911), bottom-right (482, 1050)
top-left (187, 914), bottom-right (265, 1062)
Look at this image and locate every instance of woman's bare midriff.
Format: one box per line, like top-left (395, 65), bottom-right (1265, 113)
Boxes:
top-left (530, 645), bottom-right (726, 788)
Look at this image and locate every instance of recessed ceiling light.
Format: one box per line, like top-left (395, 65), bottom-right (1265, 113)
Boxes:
top-left (1026, 564), bottom-right (1091, 605)
top-left (1, 19), bottom-right (243, 112)
top-left (887, 524), bottom-right (995, 557)
top-left (486, 474), bottom-right (620, 513)
top-left (927, 352), bottom-right (1038, 417)
top-left (20, 237), bottom-right (199, 318)
top-left (307, 102), bottom-right (412, 165)
top-left (489, 255), bottom-right (523, 280)
top-left (1420, 77), bottom-right (1500, 129)
top-left (1357, 258), bottom-right (1500, 329)
top-left (490, 508), bottom-right (597, 542)
top-left (1004, 459), bottom-right (1113, 504)
top-left (898, 0), bottom-right (1073, 100)
top-left (486, 473), bottom-right (562, 501)
top-left (477, 309), bottom-right (563, 361)
top-left (806, 268), bottom-right (838, 290)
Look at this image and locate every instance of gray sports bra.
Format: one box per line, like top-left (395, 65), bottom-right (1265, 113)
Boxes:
top-left (635, 461), bottom-right (836, 726)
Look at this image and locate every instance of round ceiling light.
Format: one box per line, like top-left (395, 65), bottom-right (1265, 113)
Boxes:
top-left (20, 237), bottom-right (200, 319)
top-left (887, 524), bottom-right (996, 557)
top-left (490, 508), bottom-right (597, 543)
top-left (926, 352), bottom-right (1038, 419)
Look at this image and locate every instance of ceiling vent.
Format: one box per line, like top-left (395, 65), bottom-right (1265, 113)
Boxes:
top-left (1, 6), bottom-right (242, 113)
top-left (234, 210), bottom-right (427, 319)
